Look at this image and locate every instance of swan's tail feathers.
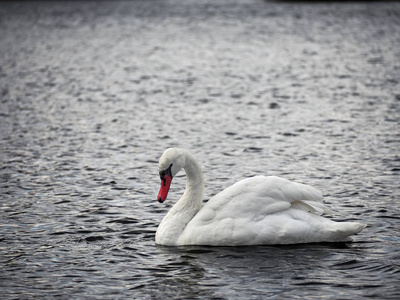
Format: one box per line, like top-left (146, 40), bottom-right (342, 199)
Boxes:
top-left (330, 221), bottom-right (367, 241)
top-left (348, 222), bottom-right (367, 234)
top-left (291, 200), bottom-right (334, 215)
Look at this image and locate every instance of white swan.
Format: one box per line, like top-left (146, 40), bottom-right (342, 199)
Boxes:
top-left (156, 148), bottom-right (366, 246)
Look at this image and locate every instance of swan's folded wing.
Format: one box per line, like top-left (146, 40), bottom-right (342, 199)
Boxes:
top-left (192, 175), bottom-right (323, 224)
top-left (263, 176), bottom-right (323, 203)
top-left (259, 176), bottom-right (331, 215)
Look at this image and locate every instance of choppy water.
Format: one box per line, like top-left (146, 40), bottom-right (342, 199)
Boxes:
top-left (1, 0), bottom-right (400, 299)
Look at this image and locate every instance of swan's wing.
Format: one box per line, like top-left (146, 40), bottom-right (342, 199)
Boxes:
top-left (200, 175), bottom-right (324, 218)
top-left (183, 176), bottom-right (326, 233)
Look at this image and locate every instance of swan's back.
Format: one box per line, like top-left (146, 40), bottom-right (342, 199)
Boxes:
top-left (178, 176), bottom-right (365, 246)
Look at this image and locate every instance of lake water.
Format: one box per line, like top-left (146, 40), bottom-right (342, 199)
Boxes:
top-left (1, 0), bottom-right (400, 299)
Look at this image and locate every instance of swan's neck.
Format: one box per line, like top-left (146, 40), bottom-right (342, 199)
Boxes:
top-left (156, 153), bottom-right (204, 246)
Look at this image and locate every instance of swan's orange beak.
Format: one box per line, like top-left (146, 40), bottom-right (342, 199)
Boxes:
top-left (158, 174), bottom-right (172, 203)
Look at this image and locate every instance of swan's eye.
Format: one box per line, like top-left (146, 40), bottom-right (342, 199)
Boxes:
top-left (159, 164), bottom-right (173, 180)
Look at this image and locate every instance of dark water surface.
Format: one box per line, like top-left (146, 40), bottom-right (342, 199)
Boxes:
top-left (1, 0), bottom-right (400, 299)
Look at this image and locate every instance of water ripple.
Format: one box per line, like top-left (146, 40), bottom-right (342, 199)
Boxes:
top-left (1, 0), bottom-right (400, 299)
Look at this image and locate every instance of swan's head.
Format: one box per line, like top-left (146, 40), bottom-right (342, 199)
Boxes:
top-left (157, 148), bottom-right (187, 203)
